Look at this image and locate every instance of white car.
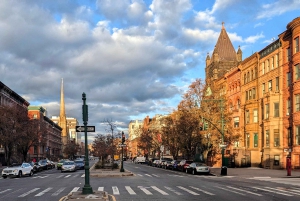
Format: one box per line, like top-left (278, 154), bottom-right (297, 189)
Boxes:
top-left (185, 162), bottom-right (210, 175)
top-left (61, 161), bottom-right (76, 172)
top-left (2, 163), bottom-right (34, 178)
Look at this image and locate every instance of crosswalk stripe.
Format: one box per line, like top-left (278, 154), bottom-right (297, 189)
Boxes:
top-left (98, 187), bottom-right (104, 191)
top-left (52, 187), bottom-right (65, 196)
top-left (152, 174), bottom-right (160, 177)
top-left (125, 186), bottom-right (136, 195)
top-left (65, 175), bottom-right (71, 178)
top-left (164, 186), bottom-right (183, 195)
top-left (81, 174), bottom-right (85, 177)
top-left (226, 186), bottom-right (262, 196)
top-left (137, 174), bottom-right (143, 177)
top-left (70, 187), bottom-right (80, 193)
top-left (189, 186), bottom-right (215, 195)
top-left (112, 186), bottom-right (119, 195)
top-left (0, 189), bottom-right (12, 194)
top-left (138, 186), bottom-right (152, 195)
top-left (73, 174), bottom-right (79, 178)
top-left (151, 186), bottom-right (168, 195)
top-left (35, 187), bottom-right (53, 196)
top-left (267, 187), bottom-right (300, 196)
top-left (145, 174), bottom-right (152, 177)
top-left (252, 187), bottom-right (293, 196)
top-left (18, 188), bottom-right (40, 197)
top-left (216, 186), bottom-right (245, 195)
top-left (177, 186), bottom-right (199, 195)
top-left (56, 175), bottom-right (64, 178)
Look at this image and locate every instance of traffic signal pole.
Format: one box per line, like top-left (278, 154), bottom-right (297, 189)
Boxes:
top-left (120, 131), bottom-right (125, 172)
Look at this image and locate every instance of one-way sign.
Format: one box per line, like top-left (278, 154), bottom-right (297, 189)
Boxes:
top-left (76, 126), bottom-right (95, 132)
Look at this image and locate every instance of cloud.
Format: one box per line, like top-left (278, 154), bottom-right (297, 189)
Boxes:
top-left (244, 32), bottom-right (264, 43)
top-left (257, 0), bottom-right (300, 19)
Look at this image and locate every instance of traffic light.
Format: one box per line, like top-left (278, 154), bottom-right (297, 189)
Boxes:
top-left (122, 131), bottom-right (125, 144)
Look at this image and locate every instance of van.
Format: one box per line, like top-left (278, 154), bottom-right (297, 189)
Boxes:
top-left (134, 156), bottom-right (146, 164)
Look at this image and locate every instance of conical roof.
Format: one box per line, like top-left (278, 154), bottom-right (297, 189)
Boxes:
top-left (214, 22), bottom-right (237, 61)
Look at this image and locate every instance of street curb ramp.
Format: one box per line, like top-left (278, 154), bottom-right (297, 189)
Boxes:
top-left (59, 191), bottom-right (116, 201)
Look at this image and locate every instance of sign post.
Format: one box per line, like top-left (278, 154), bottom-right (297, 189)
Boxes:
top-left (82, 93), bottom-right (93, 194)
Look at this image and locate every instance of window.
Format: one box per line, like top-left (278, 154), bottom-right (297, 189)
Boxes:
top-left (266, 60), bottom-right (269, 72)
top-left (237, 99), bottom-right (240, 109)
top-left (234, 117), bottom-right (239, 128)
top-left (34, 146), bottom-right (37, 154)
top-left (276, 77), bottom-right (279, 91)
top-left (296, 94), bottom-right (300, 111)
top-left (262, 83), bottom-right (265, 94)
top-left (274, 102), bottom-right (279, 117)
top-left (266, 130), bottom-right (270, 147)
top-left (265, 104), bottom-right (269, 119)
top-left (131, 125), bottom-right (135, 129)
top-left (252, 88), bottom-right (256, 99)
top-left (287, 98), bottom-right (291, 115)
top-left (296, 126), bottom-right (300, 145)
top-left (295, 37), bottom-right (299, 53)
top-left (254, 133), bottom-right (258, 147)
top-left (295, 64), bottom-right (300, 80)
top-left (271, 57), bottom-right (274, 70)
top-left (247, 72), bottom-right (250, 82)
top-left (253, 109), bottom-right (258, 123)
top-left (246, 110), bottom-right (250, 124)
top-left (33, 114), bottom-right (37, 119)
top-left (249, 90), bottom-right (252, 99)
top-left (262, 62), bottom-right (265, 74)
top-left (287, 72), bottom-right (291, 86)
top-left (287, 47), bottom-right (291, 61)
top-left (268, 80), bottom-right (272, 91)
top-left (246, 133), bottom-right (250, 148)
top-left (244, 74), bottom-right (246, 84)
top-left (251, 69), bottom-right (254, 80)
top-left (245, 91), bottom-right (248, 101)
top-left (275, 54), bottom-right (279, 68)
top-left (255, 67), bottom-right (258, 78)
top-left (288, 127), bottom-right (292, 146)
top-left (274, 129), bottom-right (279, 147)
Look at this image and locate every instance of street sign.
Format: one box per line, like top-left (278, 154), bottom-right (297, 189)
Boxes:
top-left (76, 126), bottom-right (95, 132)
top-left (118, 144), bottom-right (127, 147)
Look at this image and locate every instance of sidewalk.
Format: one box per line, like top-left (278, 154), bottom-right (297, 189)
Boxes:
top-left (209, 167), bottom-right (300, 178)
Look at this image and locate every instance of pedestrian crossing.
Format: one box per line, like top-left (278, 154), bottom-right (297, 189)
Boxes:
top-left (0, 185), bottom-right (299, 198)
top-left (248, 177), bottom-right (300, 187)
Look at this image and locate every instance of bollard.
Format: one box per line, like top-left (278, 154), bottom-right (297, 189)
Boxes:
top-left (287, 156), bottom-right (291, 176)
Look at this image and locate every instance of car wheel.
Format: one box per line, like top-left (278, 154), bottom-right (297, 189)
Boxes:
top-left (2, 176), bottom-right (7, 179)
top-left (192, 170), bottom-right (195, 175)
top-left (29, 170), bottom-right (33, 177)
top-left (18, 171), bottom-right (22, 178)
top-left (61, 170), bottom-right (63, 173)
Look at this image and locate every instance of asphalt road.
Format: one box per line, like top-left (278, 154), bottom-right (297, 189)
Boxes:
top-left (1, 161), bottom-right (300, 201)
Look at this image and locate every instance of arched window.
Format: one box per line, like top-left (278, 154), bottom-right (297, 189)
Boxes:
top-left (247, 72), bottom-right (250, 82)
top-left (237, 99), bottom-right (241, 109)
top-left (244, 74), bottom-right (246, 84)
top-left (251, 69), bottom-right (254, 80)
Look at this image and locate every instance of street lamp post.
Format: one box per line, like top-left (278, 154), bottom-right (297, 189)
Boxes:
top-left (120, 131), bottom-right (125, 172)
top-left (82, 93), bottom-right (93, 194)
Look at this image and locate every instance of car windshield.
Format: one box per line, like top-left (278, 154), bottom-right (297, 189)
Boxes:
top-left (63, 161), bottom-right (74, 165)
top-left (75, 161), bottom-right (84, 164)
top-left (195, 163), bottom-right (206, 166)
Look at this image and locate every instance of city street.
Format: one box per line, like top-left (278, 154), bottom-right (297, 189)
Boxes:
top-left (1, 161), bottom-right (300, 201)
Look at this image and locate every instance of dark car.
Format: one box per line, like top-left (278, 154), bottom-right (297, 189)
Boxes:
top-left (29, 162), bottom-right (43, 173)
top-left (148, 158), bottom-right (159, 166)
top-left (177, 160), bottom-right (193, 172)
top-left (171, 160), bottom-right (181, 170)
top-left (39, 160), bottom-right (52, 170)
top-left (74, 160), bottom-right (84, 170)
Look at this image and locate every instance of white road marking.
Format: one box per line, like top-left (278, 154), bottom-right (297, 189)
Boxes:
top-left (35, 187), bottom-right (53, 196)
top-left (70, 187), bottom-right (80, 193)
top-left (266, 187), bottom-right (300, 196)
top-left (52, 187), bottom-right (65, 196)
top-left (152, 174), bottom-right (160, 177)
top-left (145, 174), bottom-right (152, 177)
top-left (252, 187), bottom-right (293, 196)
top-left (125, 186), bottom-right (136, 195)
top-left (216, 186), bottom-right (245, 195)
top-left (0, 189), bottom-right (12, 194)
top-left (112, 186), bottom-right (119, 195)
top-left (64, 175), bottom-right (71, 178)
top-left (98, 187), bottom-right (104, 191)
top-left (164, 186), bottom-right (183, 195)
top-left (137, 174), bottom-right (143, 177)
top-left (81, 174), bottom-right (85, 177)
top-left (73, 174), bottom-right (79, 178)
top-left (189, 186), bottom-right (215, 195)
top-left (177, 186), bottom-right (199, 195)
top-left (226, 186), bottom-right (262, 196)
top-left (138, 186), bottom-right (152, 195)
top-left (18, 188), bottom-right (40, 197)
top-left (56, 175), bottom-right (64, 178)
top-left (151, 186), bottom-right (168, 195)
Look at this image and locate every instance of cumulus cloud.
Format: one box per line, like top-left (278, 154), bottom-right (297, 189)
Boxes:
top-left (257, 0), bottom-right (300, 19)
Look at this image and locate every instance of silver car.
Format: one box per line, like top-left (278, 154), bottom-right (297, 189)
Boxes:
top-left (61, 161), bottom-right (76, 172)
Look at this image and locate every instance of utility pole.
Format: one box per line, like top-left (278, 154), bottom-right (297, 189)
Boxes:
top-left (120, 131), bottom-right (125, 172)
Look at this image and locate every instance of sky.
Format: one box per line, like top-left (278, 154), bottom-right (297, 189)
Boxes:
top-left (1, 0), bottom-right (300, 143)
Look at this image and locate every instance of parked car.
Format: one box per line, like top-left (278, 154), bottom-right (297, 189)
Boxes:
top-left (39, 160), bottom-right (52, 170)
top-left (134, 156), bottom-right (146, 164)
top-left (57, 159), bottom-right (69, 170)
top-left (1, 163), bottom-right (34, 178)
top-left (29, 162), bottom-right (43, 173)
top-left (162, 160), bottom-right (173, 169)
top-left (152, 160), bottom-right (159, 167)
top-left (148, 158), bottom-right (159, 166)
top-left (177, 160), bottom-right (193, 172)
top-left (186, 162), bottom-right (210, 175)
top-left (61, 161), bottom-right (76, 172)
top-left (75, 160), bottom-right (84, 170)
top-left (50, 161), bottom-right (56, 169)
top-left (171, 160), bottom-right (181, 171)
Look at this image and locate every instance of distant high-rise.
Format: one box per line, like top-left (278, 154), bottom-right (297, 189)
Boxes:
top-left (59, 79), bottom-right (68, 148)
